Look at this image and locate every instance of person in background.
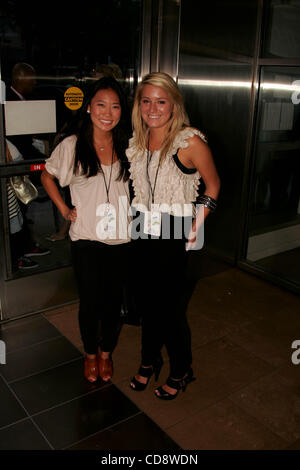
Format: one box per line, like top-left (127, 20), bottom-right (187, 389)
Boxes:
top-left (127, 72), bottom-right (221, 400)
top-left (6, 140), bottom-right (50, 270)
top-left (5, 62), bottom-right (46, 160)
top-left (5, 62), bottom-right (52, 258)
top-left (41, 77), bottom-right (131, 383)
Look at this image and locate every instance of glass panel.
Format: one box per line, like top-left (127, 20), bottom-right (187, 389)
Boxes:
top-left (178, 0), bottom-right (257, 262)
top-left (0, 0), bottom-right (142, 279)
top-left (6, 175), bottom-right (71, 277)
top-left (1, 0), bottom-right (141, 165)
top-left (246, 67), bottom-right (300, 287)
top-left (263, 0), bottom-right (300, 59)
top-left (180, 0), bottom-right (258, 58)
top-left (178, 62), bottom-right (253, 259)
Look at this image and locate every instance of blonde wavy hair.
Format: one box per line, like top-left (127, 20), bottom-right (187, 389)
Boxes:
top-left (131, 72), bottom-right (190, 162)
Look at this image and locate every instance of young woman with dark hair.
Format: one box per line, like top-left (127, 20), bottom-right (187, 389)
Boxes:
top-left (41, 77), bottom-right (131, 383)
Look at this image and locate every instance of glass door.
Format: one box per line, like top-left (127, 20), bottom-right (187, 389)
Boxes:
top-left (0, 0), bottom-right (143, 320)
top-left (244, 66), bottom-right (300, 291)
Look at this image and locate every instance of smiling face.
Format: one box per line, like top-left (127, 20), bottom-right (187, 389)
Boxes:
top-left (88, 88), bottom-right (121, 133)
top-left (140, 84), bottom-right (174, 131)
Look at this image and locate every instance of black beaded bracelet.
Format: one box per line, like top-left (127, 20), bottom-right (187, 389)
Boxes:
top-left (198, 195), bottom-right (217, 212)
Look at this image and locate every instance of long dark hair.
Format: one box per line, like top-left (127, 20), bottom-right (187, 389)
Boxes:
top-left (73, 76), bottom-right (130, 181)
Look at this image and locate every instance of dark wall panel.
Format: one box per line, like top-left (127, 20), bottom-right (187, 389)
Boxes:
top-left (178, 0), bottom-right (258, 261)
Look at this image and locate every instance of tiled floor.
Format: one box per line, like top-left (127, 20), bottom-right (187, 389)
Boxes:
top-left (0, 315), bottom-right (178, 450)
top-left (1, 253), bottom-right (300, 450)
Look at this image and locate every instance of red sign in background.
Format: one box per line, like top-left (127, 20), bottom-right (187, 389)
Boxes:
top-left (30, 164), bottom-right (45, 172)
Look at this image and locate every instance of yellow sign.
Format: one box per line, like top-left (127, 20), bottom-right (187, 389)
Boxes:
top-left (64, 87), bottom-right (84, 110)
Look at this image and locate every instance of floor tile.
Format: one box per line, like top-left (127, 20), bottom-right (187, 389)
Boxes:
top-left (0, 419), bottom-right (51, 450)
top-left (167, 398), bottom-right (287, 450)
top-left (43, 307), bottom-right (83, 352)
top-left (227, 313), bottom-right (300, 367)
top-left (111, 326), bottom-right (141, 384)
top-left (0, 315), bottom-right (61, 353)
top-left (189, 269), bottom-right (299, 327)
top-left (10, 358), bottom-right (107, 415)
top-left (0, 376), bottom-right (27, 429)
top-left (43, 302), bottom-right (78, 318)
top-left (4, 262), bottom-right (298, 452)
top-left (186, 248), bottom-right (231, 281)
top-left (229, 365), bottom-right (300, 443)
top-left (192, 336), bottom-right (275, 395)
top-left (116, 337), bottom-right (275, 430)
top-left (1, 336), bottom-right (82, 383)
top-left (285, 438), bottom-right (300, 450)
top-left (187, 276), bottom-right (253, 329)
top-left (67, 412), bottom-right (180, 450)
top-left (33, 385), bottom-right (140, 449)
top-left (187, 311), bottom-right (239, 350)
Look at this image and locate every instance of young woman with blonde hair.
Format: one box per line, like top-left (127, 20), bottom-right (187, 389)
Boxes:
top-left (127, 72), bottom-right (220, 400)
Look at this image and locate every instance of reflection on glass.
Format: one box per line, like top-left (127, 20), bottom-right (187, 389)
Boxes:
top-left (178, 78), bottom-right (252, 89)
top-left (5, 137), bottom-right (71, 276)
top-left (1, 0), bottom-right (141, 165)
top-left (5, 111), bottom-right (72, 278)
top-left (180, 0), bottom-right (257, 57)
top-left (263, 0), bottom-right (300, 59)
top-left (0, 0), bottom-right (141, 279)
top-left (246, 67), bottom-right (300, 287)
top-left (3, 62), bottom-right (57, 163)
top-left (7, 173), bottom-right (72, 277)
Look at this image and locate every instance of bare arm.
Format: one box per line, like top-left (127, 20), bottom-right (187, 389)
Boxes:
top-left (41, 169), bottom-right (77, 222)
top-left (178, 135), bottom-right (221, 248)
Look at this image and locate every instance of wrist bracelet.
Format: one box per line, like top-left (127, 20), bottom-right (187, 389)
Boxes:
top-left (198, 195), bottom-right (217, 212)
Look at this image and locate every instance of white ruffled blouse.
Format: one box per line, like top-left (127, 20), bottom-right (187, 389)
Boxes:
top-left (126, 127), bottom-right (207, 216)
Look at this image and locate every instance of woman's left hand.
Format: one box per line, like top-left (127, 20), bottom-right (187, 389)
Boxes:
top-left (186, 218), bottom-right (200, 251)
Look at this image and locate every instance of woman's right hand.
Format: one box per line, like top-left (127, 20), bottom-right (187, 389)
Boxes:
top-left (62, 207), bottom-right (77, 222)
top-left (41, 169), bottom-right (77, 223)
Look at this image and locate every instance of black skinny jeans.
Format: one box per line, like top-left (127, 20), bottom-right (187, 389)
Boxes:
top-left (71, 240), bottom-right (129, 355)
top-left (132, 213), bottom-right (193, 379)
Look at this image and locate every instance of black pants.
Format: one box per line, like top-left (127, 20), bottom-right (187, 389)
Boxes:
top-left (132, 213), bottom-right (192, 379)
top-left (71, 240), bottom-right (129, 355)
top-left (10, 218), bottom-right (36, 269)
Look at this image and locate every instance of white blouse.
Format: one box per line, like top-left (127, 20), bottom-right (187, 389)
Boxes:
top-left (45, 135), bottom-right (131, 244)
top-left (126, 127), bottom-right (207, 217)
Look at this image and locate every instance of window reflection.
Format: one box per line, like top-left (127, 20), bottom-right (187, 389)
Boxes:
top-left (264, 0), bottom-right (300, 59)
top-left (0, 0), bottom-right (141, 279)
top-left (247, 67), bottom-right (300, 286)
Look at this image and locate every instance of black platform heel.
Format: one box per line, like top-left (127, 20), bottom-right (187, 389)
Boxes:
top-left (154, 368), bottom-right (195, 400)
top-left (130, 356), bottom-right (163, 392)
